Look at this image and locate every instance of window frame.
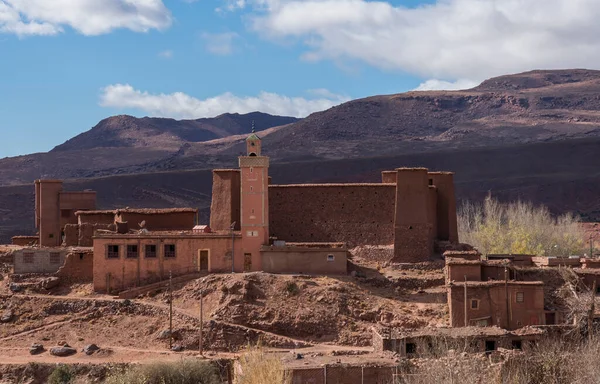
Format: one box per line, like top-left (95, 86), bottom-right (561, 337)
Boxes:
top-left (23, 252), bottom-right (34, 264)
top-left (107, 245), bottom-right (120, 259)
top-left (164, 244), bottom-right (176, 258)
top-left (470, 299), bottom-right (480, 310)
top-left (145, 244), bottom-right (157, 259)
top-left (516, 292), bottom-right (525, 303)
top-left (327, 254), bottom-right (335, 262)
top-left (126, 244), bottom-right (139, 259)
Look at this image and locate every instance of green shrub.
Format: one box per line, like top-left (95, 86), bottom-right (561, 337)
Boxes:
top-left (284, 281), bottom-right (299, 296)
top-left (458, 195), bottom-right (584, 257)
top-left (105, 359), bottom-right (220, 384)
top-left (48, 365), bottom-right (73, 384)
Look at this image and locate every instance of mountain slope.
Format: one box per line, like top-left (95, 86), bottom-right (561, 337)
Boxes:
top-left (52, 112), bottom-right (299, 152)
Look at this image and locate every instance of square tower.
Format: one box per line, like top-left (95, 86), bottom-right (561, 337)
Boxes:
top-left (238, 132), bottom-right (269, 271)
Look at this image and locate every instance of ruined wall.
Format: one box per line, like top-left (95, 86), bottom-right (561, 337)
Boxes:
top-left (11, 236), bottom-right (38, 246)
top-left (289, 365), bottom-right (395, 384)
top-left (63, 224), bottom-right (79, 246)
top-left (269, 184), bottom-right (396, 246)
top-left (394, 169), bottom-right (433, 263)
top-left (210, 169), bottom-right (241, 231)
top-left (261, 247), bottom-right (347, 275)
top-left (13, 249), bottom-right (66, 274)
top-left (56, 250), bottom-right (94, 283)
top-left (79, 223), bottom-right (113, 247)
top-left (77, 212), bottom-right (115, 226)
top-left (116, 212), bottom-right (196, 231)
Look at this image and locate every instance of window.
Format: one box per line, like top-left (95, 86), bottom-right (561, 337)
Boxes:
top-left (485, 340), bottom-right (496, 352)
top-left (250, 167), bottom-right (254, 173)
top-left (107, 245), bottom-right (119, 259)
top-left (145, 244), bottom-right (157, 258)
top-left (61, 209), bottom-right (72, 218)
top-left (250, 186), bottom-right (253, 192)
top-left (405, 342), bottom-right (416, 354)
top-left (512, 340), bottom-right (522, 350)
top-left (23, 252), bottom-right (34, 264)
top-left (327, 254), bottom-right (335, 262)
top-left (428, 179), bottom-right (433, 186)
top-left (246, 230), bottom-right (258, 237)
top-left (516, 292), bottom-right (524, 303)
top-left (126, 245), bottom-right (138, 259)
top-left (49, 252), bottom-right (61, 264)
top-left (471, 299), bottom-right (479, 310)
top-left (164, 244), bottom-right (176, 258)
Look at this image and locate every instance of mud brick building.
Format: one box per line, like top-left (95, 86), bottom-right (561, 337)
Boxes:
top-left (15, 130), bottom-right (459, 292)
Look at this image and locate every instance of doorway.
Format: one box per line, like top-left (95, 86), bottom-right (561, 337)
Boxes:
top-left (244, 253), bottom-right (252, 272)
top-left (198, 250), bottom-right (209, 272)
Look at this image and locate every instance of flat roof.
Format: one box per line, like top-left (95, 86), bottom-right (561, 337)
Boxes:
top-left (94, 230), bottom-right (241, 239)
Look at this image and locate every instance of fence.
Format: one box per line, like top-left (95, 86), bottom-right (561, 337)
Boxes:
top-left (289, 365), bottom-right (397, 384)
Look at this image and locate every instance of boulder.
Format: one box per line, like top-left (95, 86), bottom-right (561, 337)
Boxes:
top-left (40, 277), bottom-right (60, 290)
top-left (82, 344), bottom-right (100, 355)
top-left (30, 343), bottom-right (45, 355)
top-left (0, 310), bottom-right (13, 323)
top-left (157, 329), bottom-right (181, 340)
top-left (50, 346), bottom-right (77, 357)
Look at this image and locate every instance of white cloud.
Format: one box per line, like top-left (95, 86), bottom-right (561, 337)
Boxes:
top-left (414, 79), bottom-right (479, 91)
top-left (0, 0), bottom-right (172, 37)
top-left (201, 31), bottom-right (239, 55)
top-left (158, 49), bottom-right (173, 59)
top-left (245, 0), bottom-right (600, 83)
top-left (99, 84), bottom-right (350, 118)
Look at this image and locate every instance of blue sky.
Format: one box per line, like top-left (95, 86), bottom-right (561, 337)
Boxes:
top-left (1, 0), bottom-right (599, 158)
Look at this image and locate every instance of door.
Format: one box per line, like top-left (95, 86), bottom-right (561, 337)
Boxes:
top-left (244, 253), bottom-right (252, 272)
top-left (198, 250), bottom-right (209, 272)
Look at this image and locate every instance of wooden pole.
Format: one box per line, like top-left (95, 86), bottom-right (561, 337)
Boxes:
top-left (464, 275), bottom-right (468, 327)
top-left (200, 290), bottom-right (204, 355)
top-left (169, 270), bottom-right (173, 349)
top-left (589, 279), bottom-right (596, 341)
top-left (505, 266), bottom-right (510, 329)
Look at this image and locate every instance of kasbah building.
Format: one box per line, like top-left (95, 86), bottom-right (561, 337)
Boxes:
top-left (11, 129), bottom-right (592, 351)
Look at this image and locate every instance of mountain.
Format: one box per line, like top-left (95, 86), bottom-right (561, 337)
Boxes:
top-left (2, 69), bottom-right (600, 242)
top-left (52, 112), bottom-right (300, 152)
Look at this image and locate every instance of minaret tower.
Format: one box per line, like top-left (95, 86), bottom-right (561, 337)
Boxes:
top-left (238, 121), bottom-right (269, 271)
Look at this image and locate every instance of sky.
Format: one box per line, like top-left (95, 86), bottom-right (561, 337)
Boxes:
top-left (2, 0), bottom-right (600, 158)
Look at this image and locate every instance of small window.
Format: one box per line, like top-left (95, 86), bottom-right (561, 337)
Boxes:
top-left (107, 245), bottom-right (119, 259)
top-left (126, 245), bottom-right (138, 259)
top-left (251, 208), bottom-right (255, 214)
top-left (516, 292), bottom-right (524, 303)
top-left (49, 233), bottom-right (54, 239)
top-left (250, 186), bottom-right (253, 192)
top-left (428, 179), bottom-right (433, 186)
top-left (471, 299), bottom-right (479, 310)
top-left (49, 252), bottom-right (61, 264)
top-left (164, 244), bottom-right (176, 258)
top-left (485, 340), bottom-right (496, 352)
top-left (405, 342), bottom-right (416, 354)
top-left (327, 254), bottom-right (335, 262)
top-left (145, 244), bottom-right (157, 258)
top-left (23, 252), bottom-right (34, 264)
top-left (250, 167), bottom-right (254, 173)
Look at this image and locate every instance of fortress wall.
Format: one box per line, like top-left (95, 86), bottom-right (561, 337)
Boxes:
top-left (210, 170), bottom-right (241, 231)
top-left (429, 172), bottom-right (459, 243)
top-left (269, 184), bottom-right (396, 247)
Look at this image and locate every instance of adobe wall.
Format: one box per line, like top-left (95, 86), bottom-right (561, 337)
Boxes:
top-left (268, 184), bottom-right (396, 247)
top-left (79, 223), bottom-right (114, 247)
top-left (63, 224), bottom-right (79, 246)
top-left (56, 249), bottom-right (94, 283)
top-left (38, 180), bottom-right (62, 247)
top-left (448, 282), bottom-right (545, 329)
top-left (13, 249), bottom-right (67, 274)
top-left (289, 365), bottom-right (395, 384)
top-left (381, 171), bottom-right (396, 183)
top-left (78, 212), bottom-right (116, 226)
top-left (116, 212), bottom-right (196, 231)
top-left (428, 172), bottom-right (458, 243)
top-left (446, 262), bottom-right (481, 283)
top-left (481, 264), bottom-right (512, 281)
top-left (93, 234), bottom-right (244, 292)
top-left (59, 191), bottom-right (96, 227)
top-left (427, 186), bottom-right (438, 243)
top-left (11, 236), bottom-right (38, 246)
top-left (261, 247), bottom-right (347, 275)
top-left (210, 169), bottom-right (241, 231)
top-left (394, 169), bottom-right (433, 262)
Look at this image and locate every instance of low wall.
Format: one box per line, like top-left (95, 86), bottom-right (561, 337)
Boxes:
top-left (56, 250), bottom-right (94, 283)
top-left (289, 365), bottom-right (395, 384)
top-left (261, 246), bottom-right (347, 275)
top-left (532, 257), bottom-right (581, 267)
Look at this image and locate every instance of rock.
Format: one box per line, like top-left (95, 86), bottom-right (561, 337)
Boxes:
top-left (40, 277), bottom-right (60, 290)
top-left (9, 283), bottom-right (22, 293)
top-left (50, 346), bottom-right (77, 357)
top-left (0, 310), bottom-right (13, 323)
top-left (157, 329), bottom-right (180, 340)
top-left (29, 344), bottom-right (45, 355)
top-left (171, 345), bottom-right (184, 352)
top-left (58, 341), bottom-right (70, 347)
top-left (82, 344), bottom-right (100, 355)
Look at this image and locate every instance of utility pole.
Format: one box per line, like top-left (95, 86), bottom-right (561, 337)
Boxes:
top-left (464, 275), bottom-right (468, 327)
top-left (199, 289), bottom-right (204, 355)
top-left (169, 270), bottom-right (173, 349)
top-left (505, 266), bottom-right (510, 329)
top-left (590, 280), bottom-right (597, 341)
top-left (231, 221), bottom-right (236, 273)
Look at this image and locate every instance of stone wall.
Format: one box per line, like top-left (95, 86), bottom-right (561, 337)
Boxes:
top-left (56, 249), bottom-right (94, 283)
top-left (13, 249), bottom-right (66, 274)
top-left (269, 184), bottom-right (396, 247)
